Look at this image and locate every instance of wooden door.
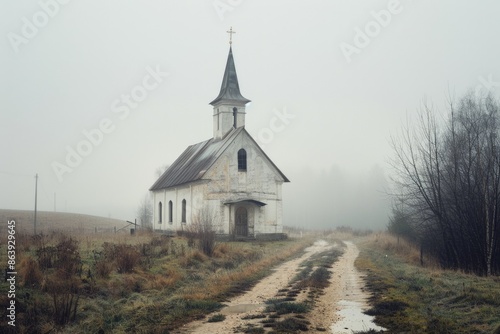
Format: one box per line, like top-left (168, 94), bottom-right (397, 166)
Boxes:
top-left (235, 207), bottom-right (248, 236)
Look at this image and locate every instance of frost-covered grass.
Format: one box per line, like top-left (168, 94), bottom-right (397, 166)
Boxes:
top-left (356, 235), bottom-right (500, 333)
top-left (0, 229), bottom-right (312, 334)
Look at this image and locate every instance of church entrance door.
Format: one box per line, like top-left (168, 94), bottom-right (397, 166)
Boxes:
top-left (235, 207), bottom-right (248, 236)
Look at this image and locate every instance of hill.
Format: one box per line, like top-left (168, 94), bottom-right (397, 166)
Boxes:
top-left (0, 209), bottom-right (130, 234)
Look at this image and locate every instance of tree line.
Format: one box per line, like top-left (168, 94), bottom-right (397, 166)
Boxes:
top-left (389, 92), bottom-right (500, 276)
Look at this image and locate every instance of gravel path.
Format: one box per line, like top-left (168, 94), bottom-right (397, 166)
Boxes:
top-left (174, 240), bottom-right (333, 334)
top-left (174, 240), bottom-right (383, 333)
top-left (329, 241), bottom-right (385, 333)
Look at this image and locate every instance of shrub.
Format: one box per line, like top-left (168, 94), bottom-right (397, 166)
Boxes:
top-left (95, 259), bottom-right (113, 278)
top-left (151, 235), bottom-right (171, 256)
top-left (19, 256), bottom-right (42, 287)
top-left (102, 243), bottom-right (141, 273)
top-left (54, 236), bottom-right (81, 279)
top-left (35, 234), bottom-right (83, 325)
top-left (37, 246), bottom-right (56, 270)
top-left (187, 207), bottom-right (220, 256)
top-left (115, 244), bottom-right (141, 273)
top-left (44, 276), bottom-right (81, 325)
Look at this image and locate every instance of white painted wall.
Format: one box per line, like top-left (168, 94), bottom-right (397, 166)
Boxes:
top-left (212, 104), bottom-right (247, 139)
top-left (151, 130), bottom-right (286, 235)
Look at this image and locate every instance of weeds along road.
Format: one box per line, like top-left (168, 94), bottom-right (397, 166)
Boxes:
top-left (174, 239), bottom-right (377, 334)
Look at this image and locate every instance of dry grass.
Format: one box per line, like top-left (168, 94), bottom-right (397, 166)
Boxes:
top-left (0, 213), bottom-right (313, 334)
top-left (0, 209), bottom-right (125, 234)
top-left (179, 240), bottom-right (307, 300)
top-left (365, 232), bottom-right (441, 269)
top-left (19, 256), bottom-right (43, 287)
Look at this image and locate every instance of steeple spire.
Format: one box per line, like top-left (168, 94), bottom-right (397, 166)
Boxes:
top-left (210, 47), bottom-right (251, 106)
top-left (211, 30), bottom-right (251, 139)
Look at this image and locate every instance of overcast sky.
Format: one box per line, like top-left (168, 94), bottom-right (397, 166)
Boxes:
top-left (2, 1), bottom-right (500, 229)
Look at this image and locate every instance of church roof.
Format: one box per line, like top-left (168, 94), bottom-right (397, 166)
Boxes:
top-left (149, 127), bottom-right (289, 191)
top-left (209, 47), bottom-right (251, 106)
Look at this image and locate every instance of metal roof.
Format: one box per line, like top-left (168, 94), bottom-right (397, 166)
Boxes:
top-left (149, 127), bottom-right (289, 191)
top-left (149, 128), bottom-right (241, 191)
top-left (224, 199), bottom-right (267, 207)
top-left (209, 47), bottom-right (251, 106)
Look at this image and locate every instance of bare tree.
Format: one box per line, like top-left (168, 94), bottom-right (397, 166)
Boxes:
top-left (155, 164), bottom-right (170, 178)
top-left (137, 193), bottom-right (153, 229)
top-left (186, 206), bottom-right (220, 256)
top-left (390, 92), bottom-right (500, 275)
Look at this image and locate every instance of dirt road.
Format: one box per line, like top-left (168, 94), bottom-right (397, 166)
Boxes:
top-left (329, 241), bottom-right (385, 333)
top-left (175, 239), bottom-right (382, 333)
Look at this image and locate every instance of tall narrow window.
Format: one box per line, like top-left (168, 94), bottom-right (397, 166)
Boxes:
top-left (238, 149), bottom-right (247, 171)
top-left (181, 199), bottom-right (187, 223)
top-left (158, 202), bottom-right (163, 223)
top-left (233, 107), bottom-right (237, 128)
top-left (168, 200), bottom-right (173, 223)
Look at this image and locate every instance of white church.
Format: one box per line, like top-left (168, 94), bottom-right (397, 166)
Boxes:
top-left (149, 41), bottom-right (289, 239)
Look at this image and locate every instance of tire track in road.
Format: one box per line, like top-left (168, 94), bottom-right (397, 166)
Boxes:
top-left (175, 240), bottom-right (333, 334)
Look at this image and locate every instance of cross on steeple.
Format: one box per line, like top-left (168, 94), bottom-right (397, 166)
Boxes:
top-left (227, 27), bottom-right (236, 45)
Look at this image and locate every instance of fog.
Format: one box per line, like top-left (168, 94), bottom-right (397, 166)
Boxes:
top-left (2, 1), bottom-right (500, 230)
top-left (284, 164), bottom-right (390, 230)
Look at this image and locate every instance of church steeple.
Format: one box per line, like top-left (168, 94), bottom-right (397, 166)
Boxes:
top-left (210, 47), bottom-right (251, 106)
top-left (210, 44), bottom-right (251, 139)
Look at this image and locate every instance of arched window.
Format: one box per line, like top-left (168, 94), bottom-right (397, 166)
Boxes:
top-left (238, 149), bottom-right (247, 171)
top-left (233, 107), bottom-right (237, 128)
top-left (181, 199), bottom-right (187, 223)
top-left (168, 200), bottom-right (173, 223)
top-left (158, 202), bottom-right (163, 223)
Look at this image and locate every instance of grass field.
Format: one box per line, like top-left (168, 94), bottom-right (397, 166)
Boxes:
top-left (356, 234), bottom-right (500, 334)
top-left (0, 211), bottom-right (313, 333)
top-left (0, 209), bottom-right (128, 234)
top-left (4, 210), bottom-right (499, 333)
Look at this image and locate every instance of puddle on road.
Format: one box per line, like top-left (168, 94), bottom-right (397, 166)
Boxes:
top-left (222, 304), bottom-right (262, 314)
top-left (330, 241), bottom-right (386, 334)
top-left (330, 300), bottom-right (385, 333)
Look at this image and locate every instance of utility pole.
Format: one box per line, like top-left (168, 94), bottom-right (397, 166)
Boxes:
top-left (34, 173), bottom-right (38, 235)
